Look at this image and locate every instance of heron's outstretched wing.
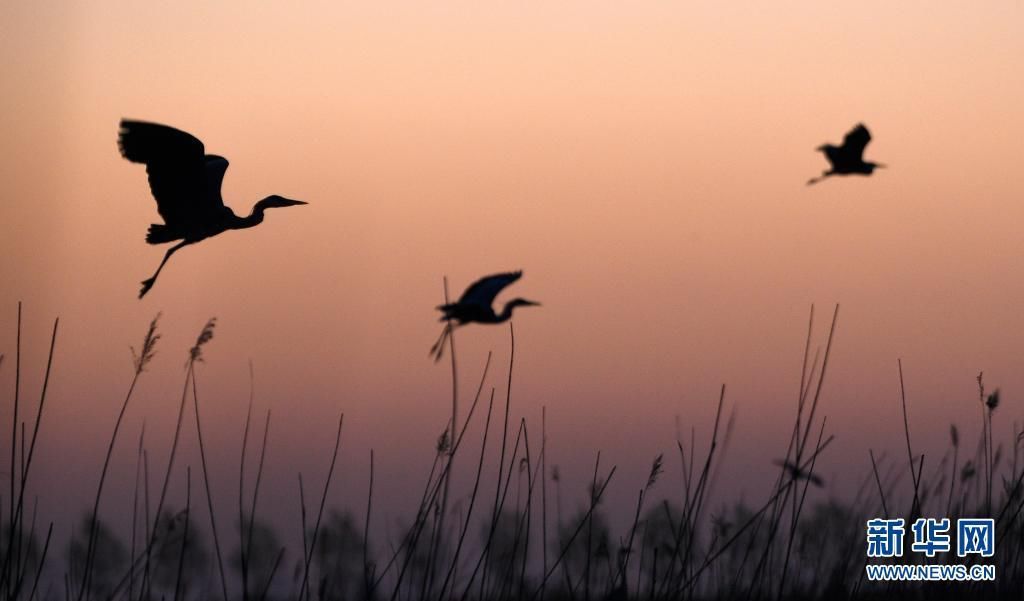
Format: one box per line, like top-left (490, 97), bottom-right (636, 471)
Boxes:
top-left (118, 120), bottom-right (229, 227)
top-left (458, 271), bottom-right (523, 307)
top-left (841, 124), bottom-right (871, 162)
top-left (204, 155), bottom-right (230, 209)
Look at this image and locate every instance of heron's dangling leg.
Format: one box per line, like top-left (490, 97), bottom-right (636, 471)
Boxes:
top-left (140, 240), bottom-right (189, 298)
top-left (806, 171), bottom-right (831, 186)
top-left (430, 323), bottom-right (453, 362)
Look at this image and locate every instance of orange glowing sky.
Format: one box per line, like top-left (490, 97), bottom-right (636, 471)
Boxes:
top-left (1, 2), bottom-right (1023, 525)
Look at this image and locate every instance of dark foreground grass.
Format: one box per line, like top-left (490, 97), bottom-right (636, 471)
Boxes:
top-left (0, 304), bottom-right (1020, 600)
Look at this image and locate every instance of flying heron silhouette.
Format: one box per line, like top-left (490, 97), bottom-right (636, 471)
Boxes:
top-left (430, 271), bottom-right (540, 361)
top-left (807, 123), bottom-right (886, 185)
top-left (118, 119), bottom-right (307, 298)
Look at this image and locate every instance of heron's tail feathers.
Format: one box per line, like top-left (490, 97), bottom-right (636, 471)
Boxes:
top-left (436, 304), bottom-right (458, 321)
top-left (146, 224), bottom-right (179, 244)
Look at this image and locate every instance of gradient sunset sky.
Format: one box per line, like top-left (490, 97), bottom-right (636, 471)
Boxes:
top-left (1, 2), bottom-right (1023, 532)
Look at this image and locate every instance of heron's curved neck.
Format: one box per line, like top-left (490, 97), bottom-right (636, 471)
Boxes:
top-left (232, 206), bottom-right (266, 230)
top-left (496, 301), bottom-right (517, 323)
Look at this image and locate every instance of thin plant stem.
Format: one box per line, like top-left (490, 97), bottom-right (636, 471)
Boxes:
top-left (190, 369), bottom-right (229, 601)
top-left (299, 413), bottom-right (344, 601)
top-left (364, 449), bottom-right (375, 597)
top-left (172, 467), bottom-right (191, 601)
top-left (239, 361), bottom-right (254, 601)
top-left (81, 315), bottom-right (157, 601)
top-left (437, 388), bottom-right (495, 600)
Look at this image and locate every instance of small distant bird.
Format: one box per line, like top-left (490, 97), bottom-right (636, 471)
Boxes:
top-left (118, 120), bottom-right (307, 298)
top-left (807, 123), bottom-right (886, 185)
top-left (430, 271), bottom-right (540, 361)
top-left (773, 459), bottom-right (824, 487)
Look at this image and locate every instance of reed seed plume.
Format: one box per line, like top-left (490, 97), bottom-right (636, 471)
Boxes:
top-left (131, 313), bottom-right (162, 375)
top-left (977, 371), bottom-right (985, 399)
top-left (987, 389), bottom-right (1001, 411)
top-left (647, 454), bottom-right (664, 489)
top-left (436, 429), bottom-right (451, 454)
top-left (189, 318), bottom-right (217, 364)
top-left (950, 424), bottom-right (959, 448)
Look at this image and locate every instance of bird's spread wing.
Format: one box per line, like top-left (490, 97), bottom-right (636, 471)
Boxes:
top-left (458, 271), bottom-right (523, 307)
top-left (204, 155), bottom-right (230, 209)
top-left (842, 124), bottom-right (871, 161)
top-left (118, 120), bottom-right (229, 227)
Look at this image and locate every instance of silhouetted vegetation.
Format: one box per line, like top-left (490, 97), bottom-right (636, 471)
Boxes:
top-left (0, 305), bottom-right (1017, 600)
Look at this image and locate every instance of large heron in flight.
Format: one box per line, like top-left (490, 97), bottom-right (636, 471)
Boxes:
top-left (807, 123), bottom-right (886, 185)
top-left (118, 119), bottom-right (307, 298)
top-left (430, 271), bottom-right (540, 361)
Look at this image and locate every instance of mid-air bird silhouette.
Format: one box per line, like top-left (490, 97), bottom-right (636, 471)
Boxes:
top-left (430, 271), bottom-right (540, 361)
top-left (118, 119), bottom-right (307, 298)
top-left (807, 123), bottom-right (886, 185)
